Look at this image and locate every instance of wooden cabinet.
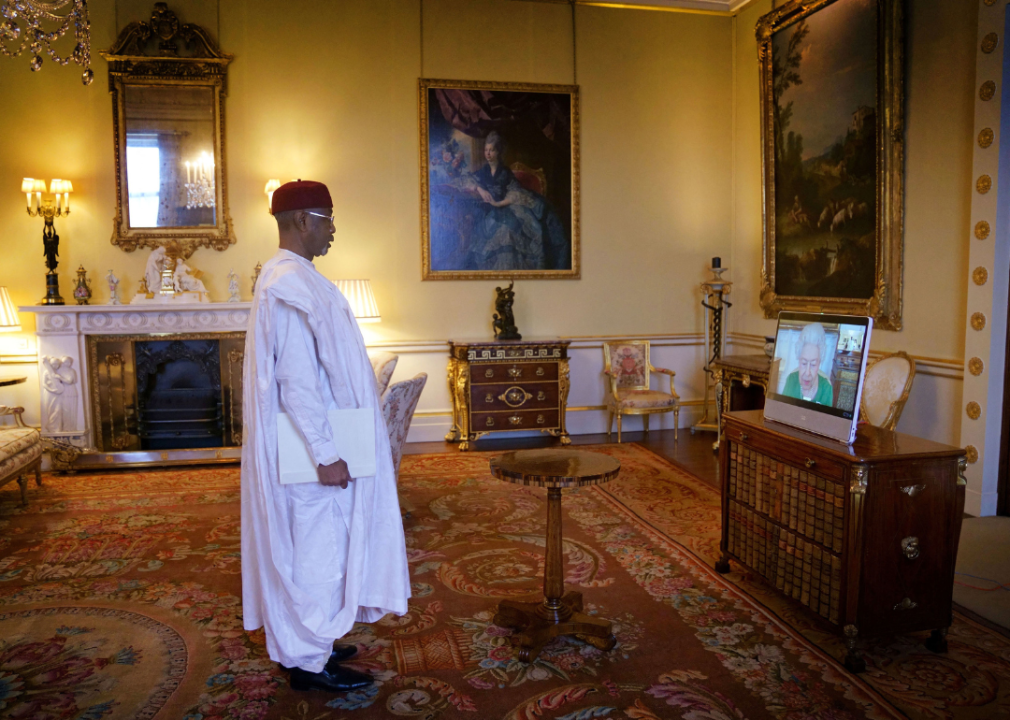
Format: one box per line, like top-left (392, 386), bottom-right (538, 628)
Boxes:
top-left (717, 410), bottom-right (966, 671)
top-left (446, 339), bottom-right (571, 451)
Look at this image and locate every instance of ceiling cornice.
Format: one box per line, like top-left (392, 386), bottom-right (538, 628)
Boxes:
top-left (513, 0), bottom-right (762, 16)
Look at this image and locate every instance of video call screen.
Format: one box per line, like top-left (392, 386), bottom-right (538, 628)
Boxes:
top-left (768, 316), bottom-right (870, 419)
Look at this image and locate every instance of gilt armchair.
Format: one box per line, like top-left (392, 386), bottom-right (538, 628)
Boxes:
top-left (859, 351), bottom-right (916, 431)
top-left (0, 406), bottom-right (43, 505)
top-left (381, 372), bottom-right (428, 479)
top-left (603, 341), bottom-right (680, 443)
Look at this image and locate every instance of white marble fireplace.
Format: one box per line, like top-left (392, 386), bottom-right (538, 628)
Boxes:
top-left (20, 302), bottom-right (251, 468)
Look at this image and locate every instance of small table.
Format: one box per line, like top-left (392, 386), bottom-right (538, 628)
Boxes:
top-left (490, 449), bottom-right (620, 662)
top-left (0, 376), bottom-right (27, 388)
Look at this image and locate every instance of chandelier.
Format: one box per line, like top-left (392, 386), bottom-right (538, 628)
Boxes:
top-left (184, 152), bottom-right (216, 209)
top-left (0, 0), bottom-right (93, 85)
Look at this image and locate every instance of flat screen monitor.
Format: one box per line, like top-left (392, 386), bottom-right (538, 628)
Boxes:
top-left (763, 312), bottom-right (873, 444)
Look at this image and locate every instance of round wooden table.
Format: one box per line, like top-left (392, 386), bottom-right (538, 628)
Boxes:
top-left (489, 448), bottom-right (621, 662)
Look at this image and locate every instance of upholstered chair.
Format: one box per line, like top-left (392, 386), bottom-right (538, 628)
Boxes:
top-left (381, 372), bottom-right (428, 479)
top-left (603, 341), bottom-right (680, 443)
top-left (0, 406), bottom-right (43, 505)
top-left (859, 351), bottom-right (916, 431)
top-left (368, 351), bottom-right (399, 396)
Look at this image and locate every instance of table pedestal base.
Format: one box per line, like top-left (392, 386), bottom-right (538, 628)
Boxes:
top-left (494, 591), bottom-right (616, 662)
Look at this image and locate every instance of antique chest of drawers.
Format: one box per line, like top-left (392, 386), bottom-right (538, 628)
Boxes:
top-left (717, 411), bottom-right (966, 672)
top-left (446, 339), bottom-right (571, 451)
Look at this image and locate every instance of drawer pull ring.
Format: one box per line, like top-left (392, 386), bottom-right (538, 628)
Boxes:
top-left (499, 387), bottom-right (532, 408)
top-left (805, 459), bottom-right (816, 469)
top-left (536, 367), bottom-right (545, 376)
top-left (537, 414), bottom-right (545, 424)
top-left (740, 433), bottom-right (748, 442)
top-left (485, 393), bottom-right (494, 404)
top-left (486, 417), bottom-right (495, 427)
top-left (509, 415), bottom-right (522, 426)
top-left (537, 391), bottom-right (546, 401)
top-left (893, 597), bottom-right (918, 611)
top-left (485, 369), bottom-right (494, 378)
top-left (899, 484), bottom-right (926, 498)
top-left (509, 367), bottom-right (522, 378)
top-left (901, 536), bottom-right (920, 560)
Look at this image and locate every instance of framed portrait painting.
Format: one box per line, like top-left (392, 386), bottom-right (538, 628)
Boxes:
top-left (757, 0), bottom-right (904, 330)
top-left (419, 78), bottom-right (580, 280)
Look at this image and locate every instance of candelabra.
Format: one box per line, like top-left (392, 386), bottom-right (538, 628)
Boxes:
top-left (184, 153), bottom-right (216, 209)
top-left (0, 0), bottom-right (93, 84)
top-left (691, 259), bottom-right (732, 440)
top-left (23, 177), bottom-right (72, 305)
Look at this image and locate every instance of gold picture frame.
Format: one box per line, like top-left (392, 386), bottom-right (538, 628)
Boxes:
top-left (757, 0), bottom-right (904, 329)
top-left (419, 78), bottom-right (580, 280)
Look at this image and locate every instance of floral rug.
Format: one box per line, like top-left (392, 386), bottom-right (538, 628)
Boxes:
top-left (0, 444), bottom-right (1007, 719)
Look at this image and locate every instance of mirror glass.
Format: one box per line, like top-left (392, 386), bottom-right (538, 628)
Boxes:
top-left (124, 85), bottom-right (217, 229)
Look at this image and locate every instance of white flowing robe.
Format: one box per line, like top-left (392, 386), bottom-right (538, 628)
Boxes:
top-left (241, 250), bottom-right (410, 672)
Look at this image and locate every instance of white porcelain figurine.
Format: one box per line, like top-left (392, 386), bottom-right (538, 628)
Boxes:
top-left (227, 268), bottom-right (240, 302)
top-left (106, 269), bottom-right (120, 305)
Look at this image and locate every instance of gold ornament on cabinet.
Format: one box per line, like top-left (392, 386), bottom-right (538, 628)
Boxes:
top-left (979, 128), bottom-right (994, 148)
top-left (969, 357), bottom-right (984, 376)
top-left (972, 312), bottom-right (987, 331)
top-left (973, 266), bottom-right (989, 285)
top-left (975, 221), bottom-right (991, 240)
top-left (982, 33), bottom-right (1000, 54)
top-left (967, 402), bottom-right (982, 420)
top-left (985, 0), bottom-right (997, 5)
top-left (965, 445), bottom-right (979, 464)
top-left (977, 175), bottom-right (992, 194)
top-left (981, 81), bottom-right (997, 101)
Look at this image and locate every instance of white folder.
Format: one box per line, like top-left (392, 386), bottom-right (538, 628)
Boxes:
top-left (277, 408), bottom-right (376, 484)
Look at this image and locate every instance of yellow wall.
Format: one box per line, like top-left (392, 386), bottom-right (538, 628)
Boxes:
top-left (0, 0), bottom-right (732, 347)
top-left (729, 0), bottom-right (979, 362)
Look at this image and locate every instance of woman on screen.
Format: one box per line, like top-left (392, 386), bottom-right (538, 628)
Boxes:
top-left (782, 322), bottom-right (833, 406)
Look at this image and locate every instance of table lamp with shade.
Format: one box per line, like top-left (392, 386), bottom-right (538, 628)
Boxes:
top-left (333, 279), bottom-right (381, 324)
top-left (0, 288), bottom-right (21, 333)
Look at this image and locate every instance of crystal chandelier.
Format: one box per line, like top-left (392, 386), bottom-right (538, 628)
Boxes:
top-left (0, 0), bottom-right (93, 85)
top-left (184, 152), bottom-right (216, 209)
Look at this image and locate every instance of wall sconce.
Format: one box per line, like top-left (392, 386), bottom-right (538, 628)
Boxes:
top-left (23, 178), bottom-right (73, 305)
top-left (264, 179), bottom-right (281, 214)
top-left (0, 287), bottom-right (21, 333)
top-left (333, 279), bottom-right (381, 323)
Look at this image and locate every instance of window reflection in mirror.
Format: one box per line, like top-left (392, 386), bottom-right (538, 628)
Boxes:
top-left (124, 85), bottom-right (217, 229)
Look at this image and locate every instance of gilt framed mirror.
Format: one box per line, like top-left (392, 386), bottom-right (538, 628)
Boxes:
top-left (102, 3), bottom-right (235, 257)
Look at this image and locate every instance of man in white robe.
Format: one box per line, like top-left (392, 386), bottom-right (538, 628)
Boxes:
top-left (241, 180), bottom-right (410, 693)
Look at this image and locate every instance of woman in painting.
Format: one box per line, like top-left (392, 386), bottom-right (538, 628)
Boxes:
top-left (465, 131), bottom-right (569, 271)
top-left (782, 322), bottom-right (833, 406)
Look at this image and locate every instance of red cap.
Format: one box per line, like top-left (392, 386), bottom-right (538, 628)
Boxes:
top-left (271, 180), bottom-right (332, 214)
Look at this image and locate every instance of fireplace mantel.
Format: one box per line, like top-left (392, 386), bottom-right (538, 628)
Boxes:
top-left (20, 303), bottom-right (252, 469)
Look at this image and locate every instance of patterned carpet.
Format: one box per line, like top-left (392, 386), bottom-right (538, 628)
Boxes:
top-left (0, 444), bottom-right (1008, 719)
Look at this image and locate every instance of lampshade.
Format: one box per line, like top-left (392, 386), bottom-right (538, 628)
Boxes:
top-left (264, 179), bottom-right (281, 213)
top-left (50, 179), bottom-right (62, 193)
top-left (0, 287), bottom-right (21, 333)
top-left (31, 179), bottom-right (46, 194)
top-left (20, 178), bottom-right (34, 193)
top-left (333, 279), bottom-right (381, 323)
top-left (63, 180), bottom-right (73, 193)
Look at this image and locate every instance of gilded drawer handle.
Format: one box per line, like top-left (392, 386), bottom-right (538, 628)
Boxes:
top-left (893, 597), bottom-right (918, 611)
top-left (805, 459), bottom-right (817, 469)
top-left (486, 417), bottom-right (495, 427)
top-left (899, 484), bottom-right (926, 498)
top-left (740, 433), bottom-right (748, 442)
top-left (485, 393), bottom-right (494, 403)
top-left (537, 414), bottom-right (545, 424)
top-left (485, 369), bottom-right (494, 378)
top-left (508, 367), bottom-right (523, 378)
top-left (536, 367), bottom-right (545, 376)
top-left (537, 391), bottom-right (546, 401)
top-left (509, 415), bottom-right (522, 426)
top-left (499, 387), bottom-right (532, 408)
top-left (901, 536), bottom-right (920, 560)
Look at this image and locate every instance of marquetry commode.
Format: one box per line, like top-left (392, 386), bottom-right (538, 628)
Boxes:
top-left (717, 410), bottom-right (966, 672)
top-left (446, 339), bottom-right (571, 451)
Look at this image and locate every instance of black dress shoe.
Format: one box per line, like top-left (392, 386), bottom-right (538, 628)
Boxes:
top-left (289, 664), bottom-right (374, 692)
top-left (280, 645), bottom-right (358, 673)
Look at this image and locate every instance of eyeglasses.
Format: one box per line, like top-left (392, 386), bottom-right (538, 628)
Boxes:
top-left (304, 211), bottom-right (334, 224)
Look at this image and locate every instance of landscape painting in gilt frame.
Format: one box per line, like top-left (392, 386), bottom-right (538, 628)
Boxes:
top-left (758, 0), bottom-right (904, 329)
top-left (420, 78), bottom-right (580, 280)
